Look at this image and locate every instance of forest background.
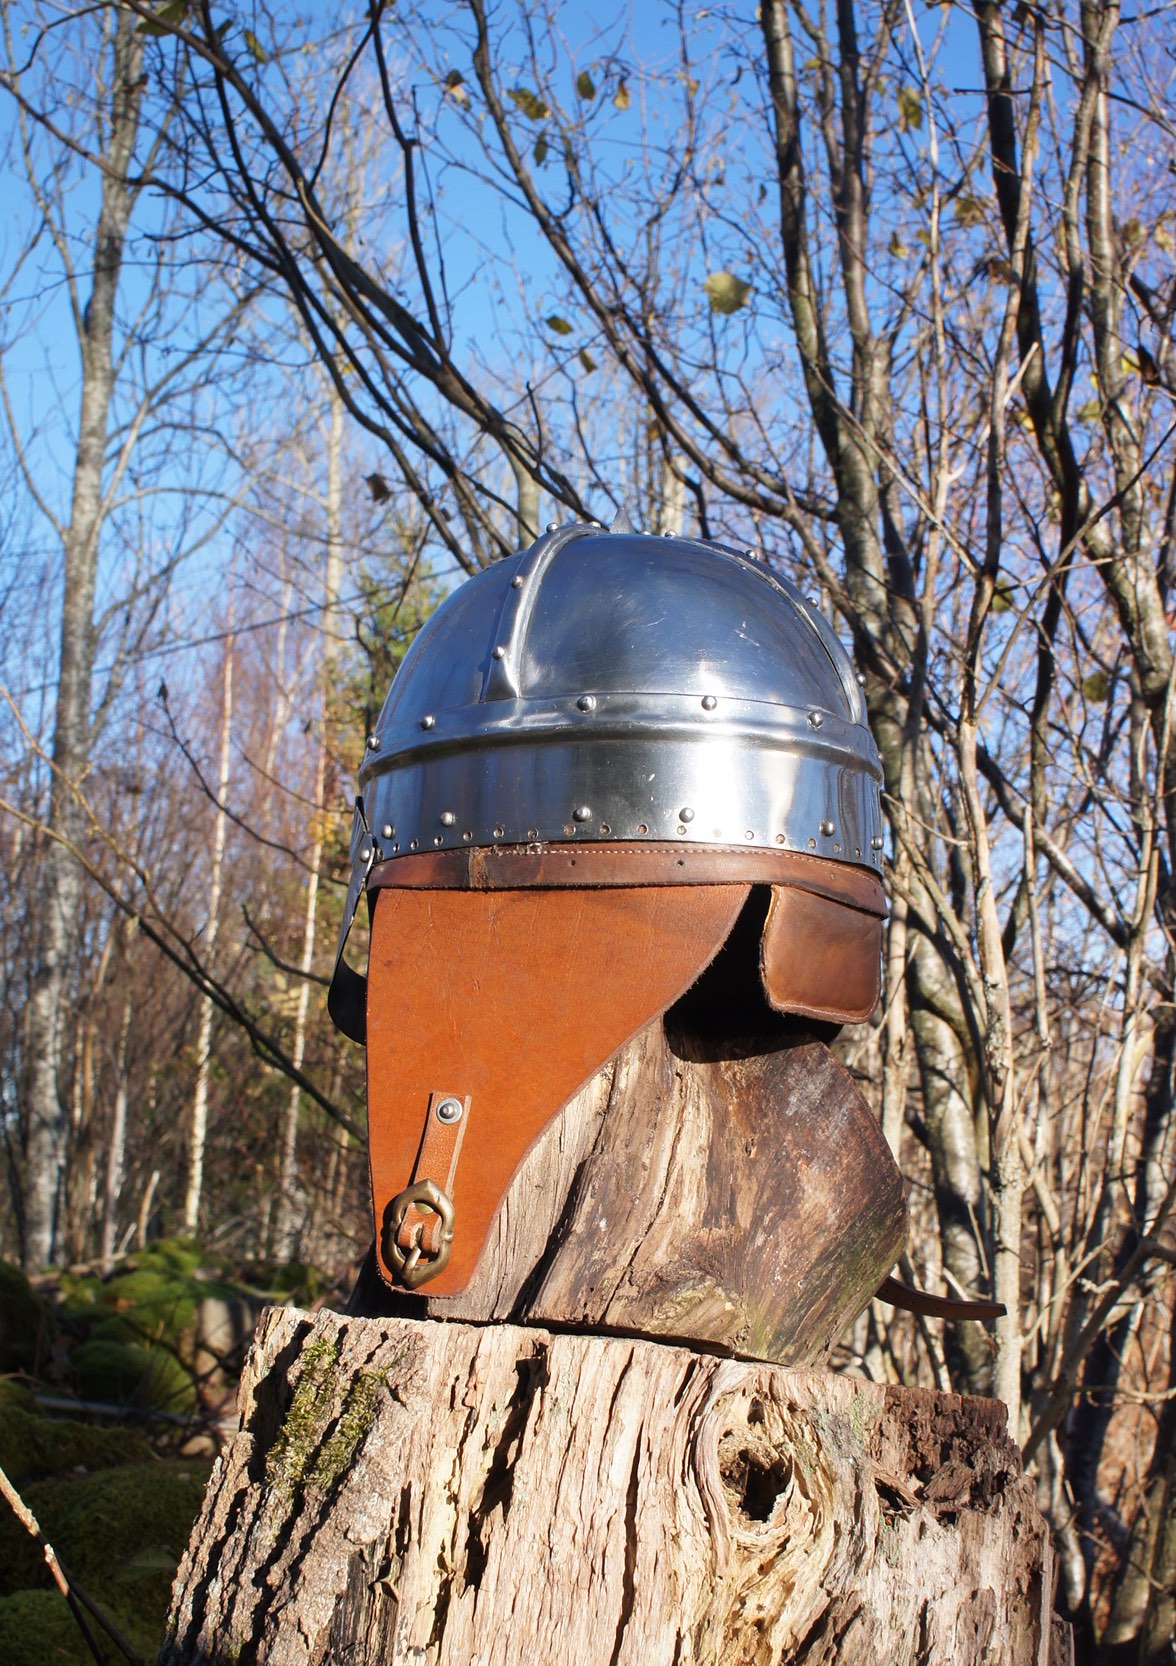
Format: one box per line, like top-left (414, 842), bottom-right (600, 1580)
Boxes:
top-left (0, 1), bottom-right (1173, 1661)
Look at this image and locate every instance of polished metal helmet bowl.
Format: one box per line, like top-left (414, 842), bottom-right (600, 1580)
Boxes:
top-left (356, 522), bottom-right (884, 866)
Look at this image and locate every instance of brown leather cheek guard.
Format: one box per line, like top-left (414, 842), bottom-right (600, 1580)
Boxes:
top-left (759, 885), bottom-right (884, 1025)
top-left (365, 883), bottom-right (750, 1296)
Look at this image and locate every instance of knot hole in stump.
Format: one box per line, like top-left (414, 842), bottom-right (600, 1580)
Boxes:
top-left (719, 1431), bottom-right (795, 1522)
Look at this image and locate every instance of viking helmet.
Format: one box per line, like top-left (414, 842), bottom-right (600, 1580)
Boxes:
top-left (330, 522), bottom-right (888, 1293)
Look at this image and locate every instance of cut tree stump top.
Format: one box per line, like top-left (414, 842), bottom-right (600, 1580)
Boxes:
top-left (161, 1307), bottom-right (1071, 1666)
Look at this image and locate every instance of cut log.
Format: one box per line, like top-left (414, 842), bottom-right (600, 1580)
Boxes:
top-left (161, 1306), bottom-right (1070, 1665)
top-left (354, 1012), bottom-right (908, 1367)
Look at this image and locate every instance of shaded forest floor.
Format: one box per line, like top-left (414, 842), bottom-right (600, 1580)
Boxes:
top-left (0, 1242), bottom-right (345, 1664)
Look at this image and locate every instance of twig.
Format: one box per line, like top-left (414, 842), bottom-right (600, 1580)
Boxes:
top-left (0, 1461), bottom-right (145, 1666)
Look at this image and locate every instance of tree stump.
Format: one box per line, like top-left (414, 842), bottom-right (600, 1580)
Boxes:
top-left (161, 1306), bottom-right (1069, 1665)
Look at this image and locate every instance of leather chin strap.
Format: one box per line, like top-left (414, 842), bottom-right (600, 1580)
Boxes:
top-left (365, 882), bottom-right (749, 1296)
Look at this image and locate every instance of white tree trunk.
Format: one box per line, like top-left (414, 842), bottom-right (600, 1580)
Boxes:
top-left (183, 618), bottom-right (235, 1236)
top-left (99, 994), bottom-right (132, 1275)
top-left (274, 389), bottom-right (344, 1259)
top-left (22, 9), bottom-right (145, 1269)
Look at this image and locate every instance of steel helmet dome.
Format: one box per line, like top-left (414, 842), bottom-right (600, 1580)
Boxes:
top-left (356, 521), bottom-right (884, 866)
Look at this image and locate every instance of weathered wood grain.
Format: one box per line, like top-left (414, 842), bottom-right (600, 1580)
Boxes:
top-left (160, 1307), bottom-right (1069, 1666)
top-left (358, 1016), bottom-right (908, 1368)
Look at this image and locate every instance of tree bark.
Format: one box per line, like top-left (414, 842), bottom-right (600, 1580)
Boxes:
top-left (184, 613), bottom-right (235, 1236)
top-left (162, 1305), bottom-right (1070, 1665)
top-left (22, 7), bottom-right (145, 1269)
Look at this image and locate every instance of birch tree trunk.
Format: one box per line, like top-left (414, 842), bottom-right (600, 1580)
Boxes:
top-left (21, 7), bottom-right (145, 1270)
top-left (183, 615), bottom-right (235, 1236)
top-left (162, 1306), bottom-right (1071, 1666)
top-left (99, 992), bottom-right (133, 1275)
top-left (274, 390), bottom-right (345, 1259)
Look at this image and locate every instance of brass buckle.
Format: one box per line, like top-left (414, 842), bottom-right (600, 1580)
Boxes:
top-left (384, 1179), bottom-right (455, 1289)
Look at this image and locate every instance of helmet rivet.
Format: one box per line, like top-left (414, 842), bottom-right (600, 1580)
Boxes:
top-left (410, 839), bottom-right (419, 850)
top-left (493, 825), bottom-right (505, 839)
top-left (511, 575), bottom-right (524, 589)
top-left (745, 830), bottom-right (755, 841)
top-left (808, 711), bottom-right (824, 729)
top-left (420, 714), bottom-right (435, 730)
top-left (367, 734), bottom-right (380, 750)
top-left (744, 548), bottom-right (759, 561)
top-left (381, 824), bottom-right (394, 839)
top-left (359, 845), bottom-right (371, 862)
top-left (440, 811), bottom-right (456, 827)
top-left (820, 820), bottom-right (835, 836)
top-left (807, 837), bottom-right (816, 849)
top-left (572, 805), bottom-right (592, 822)
top-left (871, 835), bottom-right (885, 851)
top-left (807, 592), bottom-right (820, 606)
top-left (577, 694), bottom-right (597, 712)
top-left (679, 807), bottom-right (695, 823)
top-left (701, 695), bottom-right (718, 711)
top-left (435, 1097), bottom-right (463, 1124)
top-left (433, 834), bottom-right (444, 846)
top-left (856, 671), bottom-right (866, 687)
top-left (462, 830), bottom-right (472, 841)
top-left (492, 645), bottom-right (506, 660)
top-left (546, 521), bottom-right (560, 533)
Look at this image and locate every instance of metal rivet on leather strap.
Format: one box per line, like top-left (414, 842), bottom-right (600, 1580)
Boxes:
top-left (435, 1097), bottom-right (464, 1124)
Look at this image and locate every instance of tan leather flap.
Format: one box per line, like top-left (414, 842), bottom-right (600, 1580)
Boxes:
top-left (760, 884), bottom-right (883, 1024)
top-left (366, 882), bottom-right (749, 1295)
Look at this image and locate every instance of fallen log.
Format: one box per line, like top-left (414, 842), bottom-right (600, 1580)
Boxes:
top-left (160, 1306), bottom-right (1070, 1665)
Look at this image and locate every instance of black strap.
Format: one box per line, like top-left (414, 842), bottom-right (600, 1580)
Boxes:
top-left (327, 799), bottom-right (373, 1046)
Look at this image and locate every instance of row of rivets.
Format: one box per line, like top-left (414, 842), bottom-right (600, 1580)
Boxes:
top-left (370, 800), bottom-right (880, 855)
top-left (384, 694), bottom-right (843, 748)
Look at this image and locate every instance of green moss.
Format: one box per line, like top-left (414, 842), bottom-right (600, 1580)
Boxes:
top-left (0, 1460), bottom-right (211, 1659)
top-left (0, 1407), bottom-right (152, 1486)
top-left (0, 1588), bottom-right (86, 1666)
top-left (265, 1336), bottom-right (383, 1502)
top-left (144, 1238), bottom-right (204, 1276)
top-left (245, 1259), bottom-right (329, 1307)
top-left (71, 1339), bottom-right (195, 1414)
top-left (309, 1370), bottom-right (382, 1493)
top-left (0, 1261), bottom-right (56, 1377)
